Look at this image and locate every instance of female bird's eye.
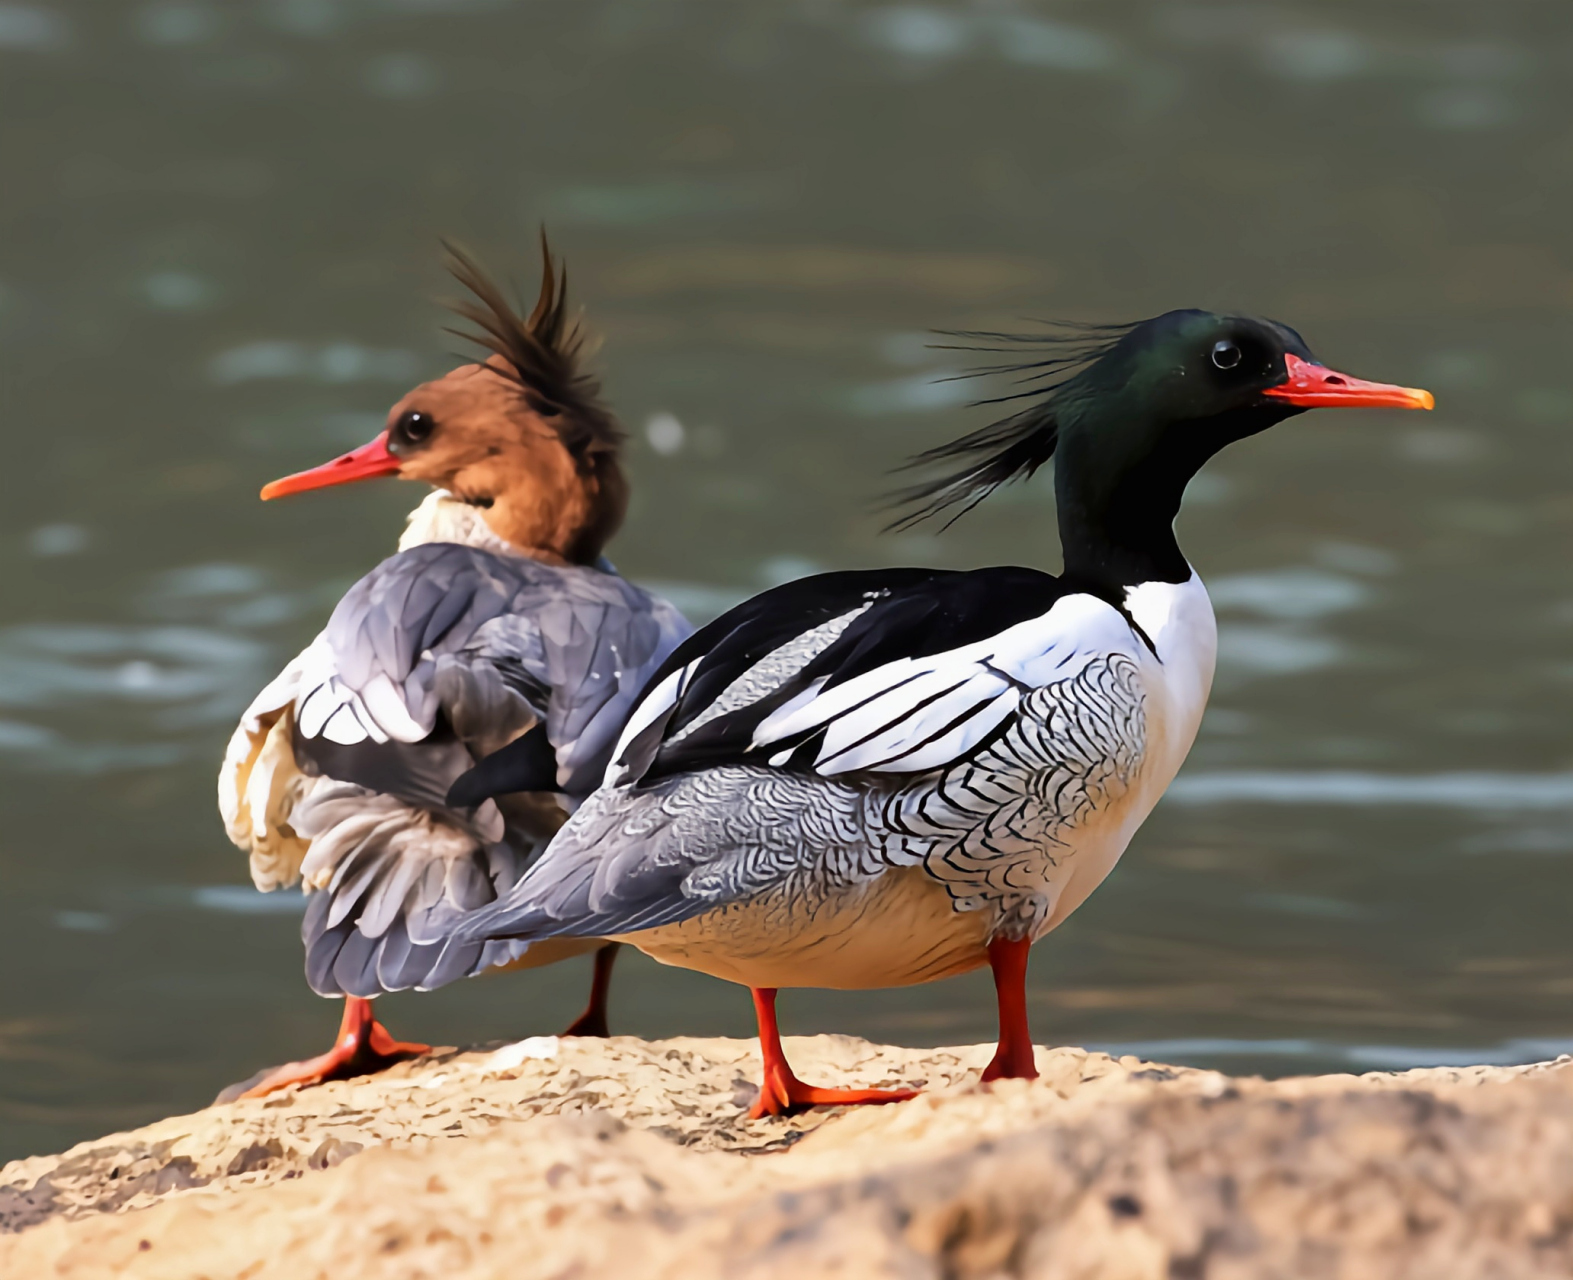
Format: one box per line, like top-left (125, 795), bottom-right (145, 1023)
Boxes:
top-left (389, 410), bottom-right (436, 454)
top-left (1211, 340), bottom-right (1242, 370)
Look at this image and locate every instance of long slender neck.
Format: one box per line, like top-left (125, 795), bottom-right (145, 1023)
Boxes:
top-left (1055, 453), bottom-right (1190, 590)
top-left (1054, 403), bottom-right (1295, 590)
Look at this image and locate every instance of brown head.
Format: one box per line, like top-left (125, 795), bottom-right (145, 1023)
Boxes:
top-left (260, 236), bottom-right (628, 567)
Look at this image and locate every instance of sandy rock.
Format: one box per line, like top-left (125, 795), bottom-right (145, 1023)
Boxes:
top-left (2, 1035), bottom-right (1572, 1278)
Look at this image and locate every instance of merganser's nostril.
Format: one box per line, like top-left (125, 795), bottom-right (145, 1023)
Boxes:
top-left (1324, 375), bottom-right (1346, 386)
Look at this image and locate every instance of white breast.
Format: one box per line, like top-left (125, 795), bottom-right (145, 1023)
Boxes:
top-left (1124, 571), bottom-right (1218, 789)
top-left (1035, 571), bottom-right (1216, 935)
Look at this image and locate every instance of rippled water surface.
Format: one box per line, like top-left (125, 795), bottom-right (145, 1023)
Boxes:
top-left (3, 0), bottom-right (1573, 1160)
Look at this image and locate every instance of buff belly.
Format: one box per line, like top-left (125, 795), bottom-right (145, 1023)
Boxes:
top-left (619, 865), bottom-right (993, 990)
top-left (489, 936), bottom-right (608, 974)
top-left (611, 581), bottom-right (1214, 994)
top-left (615, 711), bottom-right (1183, 989)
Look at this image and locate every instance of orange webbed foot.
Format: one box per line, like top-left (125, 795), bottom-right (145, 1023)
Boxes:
top-left (749, 1063), bottom-right (918, 1118)
top-left (745, 986), bottom-right (920, 1118)
top-left (234, 999), bottom-right (428, 1100)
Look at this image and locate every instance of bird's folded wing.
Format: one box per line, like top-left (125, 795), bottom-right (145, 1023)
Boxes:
top-left (433, 567), bottom-right (1135, 973)
top-left (289, 541), bottom-right (691, 810)
top-left (220, 541), bottom-right (689, 913)
top-left (291, 781), bottom-right (536, 997)
top-left (606, 564), bottom-right (1103, 786)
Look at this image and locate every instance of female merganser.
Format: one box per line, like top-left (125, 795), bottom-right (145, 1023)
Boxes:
top-left (422, 309), bottom-right (1432, 1116)
top-left (218, 241), bottom-right (691, 1098)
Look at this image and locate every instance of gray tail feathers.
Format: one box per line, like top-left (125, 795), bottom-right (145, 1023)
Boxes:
top-left (303, 837), bottom-right (535, 997)
top-left (435, 778), bottom-right (723, 972)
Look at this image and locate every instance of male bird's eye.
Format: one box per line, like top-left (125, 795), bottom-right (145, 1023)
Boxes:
top-left (389, 410), bottom-right (436, 453)
top-left (1211, 340), bottom-right (1242, 370)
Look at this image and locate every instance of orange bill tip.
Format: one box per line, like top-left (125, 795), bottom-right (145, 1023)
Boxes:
top-left (1262, 353), bottom-right (1433, 411)
top-left (259, 432), bottom-right (401, 501)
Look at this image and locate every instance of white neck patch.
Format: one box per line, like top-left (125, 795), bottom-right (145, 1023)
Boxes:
top-left (397, 490), bottom-right (522, 558)
top-left (1122, 572), bottom-right (1213, 662)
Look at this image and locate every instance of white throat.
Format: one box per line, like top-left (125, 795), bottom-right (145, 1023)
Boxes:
top-left (397, 489), bottom-right (522, 558)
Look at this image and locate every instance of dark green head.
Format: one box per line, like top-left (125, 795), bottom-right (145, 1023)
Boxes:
top-left (894, 308), bottom-right (1433, 586)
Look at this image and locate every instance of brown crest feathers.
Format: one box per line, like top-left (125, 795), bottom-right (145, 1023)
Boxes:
top-left (439, 234), bottom-right (624, 464)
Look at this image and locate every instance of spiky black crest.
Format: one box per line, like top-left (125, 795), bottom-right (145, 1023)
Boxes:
top-left (440, 233), bottom-right (624, 465)
top-left (886, 321), bottom-right (1135, 530)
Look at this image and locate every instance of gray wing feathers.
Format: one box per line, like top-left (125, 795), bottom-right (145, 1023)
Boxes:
top-left (228, 541), bottom-right (691, 997)
top-left (293, 780), bottom-right (534, 997)
top-left (309, 544), bottom-right (690, 795)
top-left (310, 546), bottom-right (536, 747)
top-left (443, 766), bottom-right (902, 971)
top-left (674, 604), bottom-right (871, 744)
top-left (533, 592), bottom-right (687, 795)
top-left (441, 652), bottom-right (1147, 978)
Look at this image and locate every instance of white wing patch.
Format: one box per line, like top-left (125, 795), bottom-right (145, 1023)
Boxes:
top-left (673, 603), bottom-right (871, 743)
top-left (293, 635), bottom-right (431, 746)
top-left (753, 594), bottom-right (1134, 778)
top-left (604, 602), bottom-right (876, 787)
top-left (601, 658), bottom-right (699, 786)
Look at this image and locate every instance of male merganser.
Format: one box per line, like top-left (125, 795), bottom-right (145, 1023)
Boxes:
top-left (218, 240), bottom-right (691, 1098)
top-left (419, 310), bottom-right (1433, 1116)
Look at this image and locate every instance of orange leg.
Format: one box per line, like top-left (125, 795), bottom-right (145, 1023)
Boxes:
top-left (236, 997), bottom-right (429, 1100)
top-left (561, 942), bottom-right (620, 1037)
top-left (980, 936), bottom-right (1039, 1082)
top-left (748, 987), bottom-right (918, 1118)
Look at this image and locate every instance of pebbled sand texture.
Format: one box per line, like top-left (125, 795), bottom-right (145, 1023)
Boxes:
top-left (3, 1034), bottom-right (1573, 1278)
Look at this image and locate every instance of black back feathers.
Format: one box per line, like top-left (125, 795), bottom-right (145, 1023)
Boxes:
top-left (624, 565), bottom-right (1071, 787)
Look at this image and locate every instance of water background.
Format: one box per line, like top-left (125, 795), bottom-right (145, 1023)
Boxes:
top-left (3, 0), bottom-right (1573, 1161)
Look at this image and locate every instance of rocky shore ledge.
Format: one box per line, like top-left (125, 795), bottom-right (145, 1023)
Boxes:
top-left (3, 1035), bottom-right (1572, 1278)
